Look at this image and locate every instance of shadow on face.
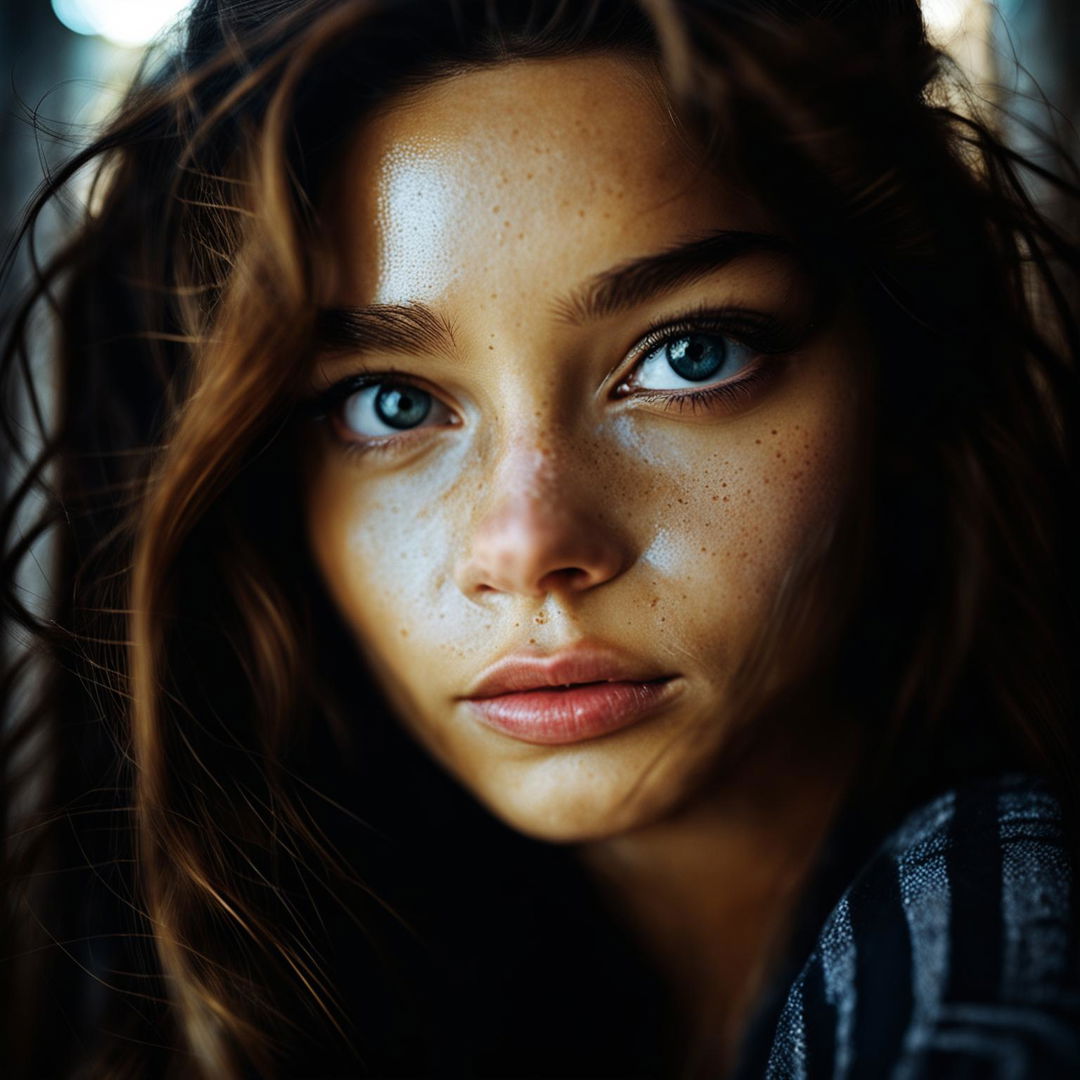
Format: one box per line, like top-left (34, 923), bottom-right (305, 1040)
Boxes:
top-left (304, 52), bottom-right (871, 843)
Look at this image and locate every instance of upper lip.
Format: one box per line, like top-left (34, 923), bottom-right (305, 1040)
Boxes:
top-left (461, 642), bottom-right (674, 699)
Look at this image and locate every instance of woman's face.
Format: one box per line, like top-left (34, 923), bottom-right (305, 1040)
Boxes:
top-left (305, 53), bottom-right (869, 842)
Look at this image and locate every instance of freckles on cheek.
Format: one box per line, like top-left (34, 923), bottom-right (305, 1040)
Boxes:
top-left (722, 420), bottom-right (852, 594)
top-left (632, 404), bottom-right (855, 643)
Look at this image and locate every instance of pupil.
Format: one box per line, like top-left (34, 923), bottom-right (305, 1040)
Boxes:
top-left (666, 334), bottom-right (726, 381)
top-left (375, 385), bottom-right (431, 429)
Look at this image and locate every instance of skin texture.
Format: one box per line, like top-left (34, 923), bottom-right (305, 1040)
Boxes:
top-left (308, 52), bottom-right (866, 840)
top-left (305, 53), bottom-right (871, 1068)
top-left (308, 50), bottom-right (864, 838)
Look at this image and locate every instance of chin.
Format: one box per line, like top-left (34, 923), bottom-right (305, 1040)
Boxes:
top-left (471, 757), bottom-right (694, 845)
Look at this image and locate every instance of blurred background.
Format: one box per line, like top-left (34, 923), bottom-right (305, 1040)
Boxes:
top-left (1, 0), bottom-right (1078, 261)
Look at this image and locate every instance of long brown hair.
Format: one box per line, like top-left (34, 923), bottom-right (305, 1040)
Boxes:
top-left (2, 1), bottom-right (1078, 1076)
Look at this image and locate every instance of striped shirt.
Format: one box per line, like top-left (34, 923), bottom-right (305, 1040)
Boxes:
top-left (731, 774), bottom-right (1080, 1078)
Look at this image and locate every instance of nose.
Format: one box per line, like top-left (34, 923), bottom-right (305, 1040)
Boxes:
top-left (453, 443), bottom-right (632, 601)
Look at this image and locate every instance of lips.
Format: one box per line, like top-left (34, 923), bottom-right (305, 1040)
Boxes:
top-left (459, 643), bottom-right (681, 745)
top-left (463, 643), bottom-right (671, 699)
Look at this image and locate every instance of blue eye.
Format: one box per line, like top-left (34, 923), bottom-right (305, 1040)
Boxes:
top-left (634, 331), bottom-right (756, 391)
top-left (337, 381), bottom-right (449, 439)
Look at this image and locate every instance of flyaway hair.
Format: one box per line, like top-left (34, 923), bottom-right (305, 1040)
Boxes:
top-left (1, 1), bottom-right (1078, 1076)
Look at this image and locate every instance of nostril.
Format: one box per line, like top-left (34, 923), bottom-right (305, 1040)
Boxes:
top-left (452, 481), bottom-right (634, 601)
top-left (537, 566), bottom-right (592, 593)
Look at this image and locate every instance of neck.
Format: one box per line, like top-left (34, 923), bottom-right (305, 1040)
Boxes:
top-left (575, 721), bottom-right (860, 1076)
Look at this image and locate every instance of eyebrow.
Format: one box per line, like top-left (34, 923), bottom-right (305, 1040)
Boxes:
top-left (552, 229), bottom-right (795, 324)
top-left (314, 302), bottom-right (457, 357)
top-left (314, 229), bottom-right (794, 357)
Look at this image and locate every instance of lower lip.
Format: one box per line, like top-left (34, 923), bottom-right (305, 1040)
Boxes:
top-left (463, 678), bottom-right (681, 745)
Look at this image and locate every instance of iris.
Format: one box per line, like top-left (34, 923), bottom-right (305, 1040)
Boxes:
top-left (373, 385), bottom-right (432, 429)
top-left (665, 334), bottom-right (728, 382)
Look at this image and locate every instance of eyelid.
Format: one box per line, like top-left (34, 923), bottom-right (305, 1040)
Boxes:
top-left (307, 364), bottom-right (430, 418)
top-left (613, 307), bottom-right (793, 396)
top-left (309, 368), bottom-right (458, 455)
top-left (306, 306), bottom-right (798, 449)
top-left (308, 306), bottom-right (789, 409)
top-left (310, 369), bottom-right (461, 447)
top-left (625, 307), bottom-right (795, 364)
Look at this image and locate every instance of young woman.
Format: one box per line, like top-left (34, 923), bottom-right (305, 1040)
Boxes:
top-left (2, 1), bottom-right (1079, 1077)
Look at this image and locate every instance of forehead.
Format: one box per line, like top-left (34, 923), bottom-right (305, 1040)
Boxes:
top-left (326, 52), bottom-right (777, 307)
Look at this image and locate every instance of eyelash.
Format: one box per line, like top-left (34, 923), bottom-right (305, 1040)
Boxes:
top-left (616, 308), bottom-right (792, 415)
top-left (310, 308), bottom-right (795, 456)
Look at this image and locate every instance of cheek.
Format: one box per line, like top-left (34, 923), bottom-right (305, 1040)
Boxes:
top-left (305, 450), bottom-right (471, 684)
top-left (620, 363), bottom-right (861, 664)
top-left (305, 349), bottom-right (861, 706)
top-left (716, 423), bottom-right (851, 595)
